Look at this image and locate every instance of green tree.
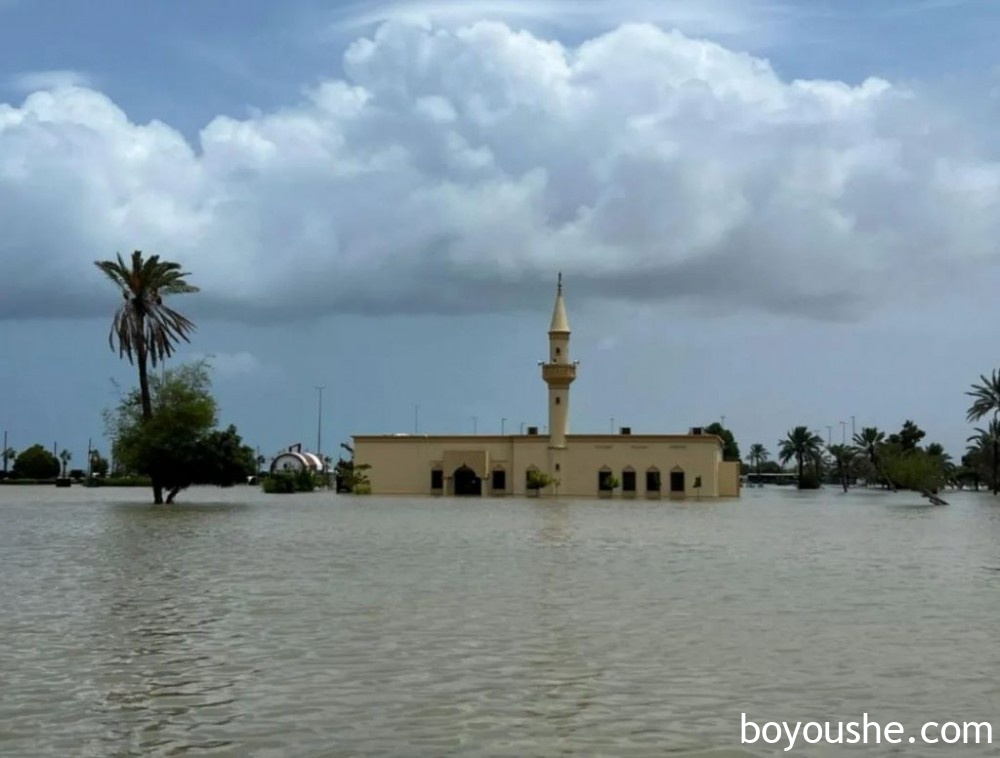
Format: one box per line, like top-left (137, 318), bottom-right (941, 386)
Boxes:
top-left (704, 422), bottom-right (740, 462)
top-left (966, 370), bottom-right (1000, 423)
top-left (12, 444), bottom-right (60, 479)
top-left (777, 426), bottom-right (823, 489)
top-left (105, 360), bottom-right (254, 503)
top-left (888, 420), bottom-right (926, 453)
top-left (95, 250), bottom-right (199, 504)
top-left (746, 443), bottom-right (769, 480)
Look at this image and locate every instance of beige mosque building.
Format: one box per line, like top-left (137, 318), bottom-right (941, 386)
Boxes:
top-left (353, 276), bottom-right (741, 500)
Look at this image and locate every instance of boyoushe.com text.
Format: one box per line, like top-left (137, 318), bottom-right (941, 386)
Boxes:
top-left (741, 712), bottom-right (992, 751)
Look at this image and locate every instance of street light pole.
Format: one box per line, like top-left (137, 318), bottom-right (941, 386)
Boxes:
top-left (472, 416), bottom-right (478, 435)
top-left (315, 386), bottom-right (325, 456)
top-left (840, 421), bottom-right (847, 445)
top-left (414, 405), bottom-right (419, 434)
top-left (826, 425), bottom-right (832, 446)
top-left (501, 417), bottom-right (506, 436)
top-left (851, 416), bottom-right (856, 439)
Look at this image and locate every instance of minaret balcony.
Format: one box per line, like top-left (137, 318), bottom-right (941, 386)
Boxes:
top-left (542, 363), bottom-right (577, 387)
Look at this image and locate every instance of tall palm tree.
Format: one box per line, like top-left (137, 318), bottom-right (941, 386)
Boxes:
top-left (95, 251), bottom-right (199, 504)
top-left (852, 426), bottom-right (894, 489)
top-left (777, 426), bottom-right (823, 488)
top-left (967, 419), bottom-right (1000, 495)
top-left (966, 370), bottom-right (1000, 423)
top-left (746, 443), bottom-right (769, 481)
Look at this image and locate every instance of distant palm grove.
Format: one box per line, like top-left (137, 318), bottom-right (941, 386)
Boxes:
top-left (743, 370), bottom-right (1000, 495)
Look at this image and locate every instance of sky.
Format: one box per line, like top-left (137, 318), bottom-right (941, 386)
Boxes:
top-left (1, 0), bottom-right (999, 466)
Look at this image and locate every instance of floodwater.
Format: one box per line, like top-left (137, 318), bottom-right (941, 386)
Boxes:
top-left (2, 485), bottom-right (999, 756)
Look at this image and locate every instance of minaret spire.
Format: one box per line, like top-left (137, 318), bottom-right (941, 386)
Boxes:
top-left (542, 273), bottom-right (575, 450)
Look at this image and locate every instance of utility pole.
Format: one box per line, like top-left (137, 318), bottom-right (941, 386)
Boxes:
top-left (315, 386), bottom-right (325, 456)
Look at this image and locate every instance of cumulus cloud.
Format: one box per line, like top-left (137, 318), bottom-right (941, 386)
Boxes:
top-left (1, 20), bottom-right (998, 322)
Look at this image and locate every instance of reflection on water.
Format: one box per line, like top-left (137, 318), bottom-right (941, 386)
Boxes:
top-left (2, 486), bottom-right (1000, 756)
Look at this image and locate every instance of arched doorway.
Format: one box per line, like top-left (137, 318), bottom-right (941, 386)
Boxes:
top-left (453, 465), bottom-right (482, 497)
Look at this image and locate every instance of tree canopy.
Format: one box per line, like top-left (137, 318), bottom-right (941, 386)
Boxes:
top-left (704, 422), bottom-right (740, 461)
top-left (12, 444), bottom-right (60, 480)
top-left (104, 360), bottom-right (255, 503)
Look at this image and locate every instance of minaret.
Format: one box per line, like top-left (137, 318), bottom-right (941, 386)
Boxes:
top-left (541, 273), bottom-right (576, 448)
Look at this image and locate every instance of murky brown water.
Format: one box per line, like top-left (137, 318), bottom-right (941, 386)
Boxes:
top-left (2, 485), bottom-right (999, 756)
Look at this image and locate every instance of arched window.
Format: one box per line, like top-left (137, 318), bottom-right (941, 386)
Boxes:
top-left (646, 467), bottom-right (661, 492)
top-left (598, 465), bottom-right (614, 492)
top-left (492, 467), bottom-right (506, 491)
top-left (670, 466), bottom-right (685, 493)
top-left (622, 466), bottom-right (636, 492)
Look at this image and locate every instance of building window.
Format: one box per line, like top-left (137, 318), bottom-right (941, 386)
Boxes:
top-left (555, 347), bottom-right (561, 356)
top-left (431, 469), bottom-right (443, 489)
top-left (492, 469), bottom-right (506, 490)
top-left (555, 396), bottom-right (561, 405)
top-left (555, 463), bottom-right (560, 472)
top-left (598, 469), bottom-right (614, 491)
top-left (670, 469), bottom-right (685, 493)
top-left (622, 470), bottom-right (636, 492)
top-left (646, 470), bottom-right (661, 491)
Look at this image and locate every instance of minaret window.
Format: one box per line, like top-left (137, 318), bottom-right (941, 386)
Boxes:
top-left (555, 347), bottom-right (561, 356)
top-left (555, 396), bottom-right (561, 405)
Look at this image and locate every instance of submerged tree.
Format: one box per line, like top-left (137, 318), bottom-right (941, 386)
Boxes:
top-left (746, 444), bottom-right (769, 480)
top-left (105, 360), bottom-right (255, 503)
top-left (826, 444), bottom-right (855, 493)
top-left (967, 419), bottom-right (1000, 496)
top-left (95, 250), bottom-right (199, 504)
top-left (777, 426), bottom-right (823, 489)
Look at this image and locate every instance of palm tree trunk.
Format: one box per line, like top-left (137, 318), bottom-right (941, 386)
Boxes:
top-left (993, 442), bottom-right (998, 496)
top-left (136, 344), bottom-right (164, 505)
top-left (797, 454), bottom-right (804, 488)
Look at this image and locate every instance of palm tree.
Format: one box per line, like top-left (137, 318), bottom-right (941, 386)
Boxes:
top-left (95, 251), bottom-right (199, 504)
top-left (746, 443), bottom-right (769, 482)
top-left (777, 426), bottom-right (824, 488)
top-left (58, 449), bottom-right (72, 478)
top-left (967, 419), bottom-right (1000, 495)
top-left (827, 444), bottom-right (855, 492)
top-left (852, 426), bottom-right (894, 489)
top-left (925, 443), bottom-right (956, 486)
top-left (966, 370), bottom-right (1000, 423)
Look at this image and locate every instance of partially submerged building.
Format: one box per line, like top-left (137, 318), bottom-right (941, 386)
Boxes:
top-left (353, 277), bottom-right (741, 499)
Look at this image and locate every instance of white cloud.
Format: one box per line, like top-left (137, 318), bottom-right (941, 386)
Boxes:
top-left (0, 20), bottom-right (998, 323)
